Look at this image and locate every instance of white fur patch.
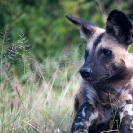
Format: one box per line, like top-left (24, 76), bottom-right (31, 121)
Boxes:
top-left (123, 104), bottom-right (133, 116)
top-left (123, 94), bottom-right (133, 116)
top-left (86, 36), bottom-right (97, 52)
top-left (80, 31), bottom-right (86, 39)
top-left (82, 106), bottom-right (86, 117)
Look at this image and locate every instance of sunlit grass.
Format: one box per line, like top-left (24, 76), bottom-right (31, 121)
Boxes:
top-left (0, 45), bottom-right (83, 133)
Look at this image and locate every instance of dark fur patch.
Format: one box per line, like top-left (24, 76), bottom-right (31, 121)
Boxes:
top-left (120, 115), bottom-right (133, 133)
top-left (125, 99), bottom-right (133, 104)
top-left (74, 96), bottom-right (79, 112)
top-left (82, 25), bottom-right (93, 35)
top-left (93, 33), bottom-right (104, 49)
top-left (66, 15), bottom-right (96, 27)
top-left (106, 9), bottom-right (133, 45)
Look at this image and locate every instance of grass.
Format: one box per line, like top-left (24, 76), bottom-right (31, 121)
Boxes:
top-left (0, 33), bottom-right (83, 133)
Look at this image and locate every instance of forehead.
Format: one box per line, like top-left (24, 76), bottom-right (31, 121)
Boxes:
top-left (96, 33), bottom-right (126, 53)
top-left (86, 28), bottom-right (105, 51)
top-left (87, 30), bottom-right (126, 54)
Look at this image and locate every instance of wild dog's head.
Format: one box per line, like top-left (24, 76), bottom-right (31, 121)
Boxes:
top-left (66, 9), bottom-right (133, 86)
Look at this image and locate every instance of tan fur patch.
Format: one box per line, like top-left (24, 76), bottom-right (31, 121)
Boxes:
top-left (96, 34), bottom-right (127, 64)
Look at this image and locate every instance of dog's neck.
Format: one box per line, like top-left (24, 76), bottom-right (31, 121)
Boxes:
top-left (94, 80), bottom-right (132, 94)
top-left (81, 78), bottom-right (133, 107)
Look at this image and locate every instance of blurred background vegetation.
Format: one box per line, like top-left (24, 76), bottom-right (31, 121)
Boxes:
top-left (1, 0), bottom-right (133, 60)
top-left (0, 0), bottom-right (133, 132)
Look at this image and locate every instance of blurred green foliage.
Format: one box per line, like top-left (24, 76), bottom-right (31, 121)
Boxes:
top-left (0, 0), bottom-right (133, 60)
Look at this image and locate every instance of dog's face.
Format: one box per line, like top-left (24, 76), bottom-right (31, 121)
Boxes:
top-left (66, 9), bottom-right (133, 85)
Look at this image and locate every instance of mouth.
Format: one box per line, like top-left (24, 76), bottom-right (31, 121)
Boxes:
top-left (82, 77), bottom-right (99, 84)
top-left (82, 74), bottom-right (110, 84)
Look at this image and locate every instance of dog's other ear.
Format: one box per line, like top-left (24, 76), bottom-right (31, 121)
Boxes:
top-left (66, 15), bottom-right (97, 41)
top-left (106, 9), bottom-right (133, 45)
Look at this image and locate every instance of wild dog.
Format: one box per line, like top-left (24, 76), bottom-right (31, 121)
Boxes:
top-left (66, 9), bottom-right (133, 133)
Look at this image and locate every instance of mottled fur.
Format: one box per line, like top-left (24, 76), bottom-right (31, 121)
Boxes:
top-left (66, 9), bottom-right (133, 133)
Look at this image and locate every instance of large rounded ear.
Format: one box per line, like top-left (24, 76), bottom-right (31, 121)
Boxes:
top-left (66, 15), bottom-right (98, 41)
top-left (106, 9), bottom-right (133, 45)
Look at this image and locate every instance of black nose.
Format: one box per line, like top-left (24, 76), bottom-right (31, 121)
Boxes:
top-left (79, 68), bottom-right (92, 78)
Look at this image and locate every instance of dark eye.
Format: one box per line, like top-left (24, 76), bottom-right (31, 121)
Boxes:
top-left (101, 49), bottom-right (112, 57)
top-left (84, 49), bottom-right (89, 59)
